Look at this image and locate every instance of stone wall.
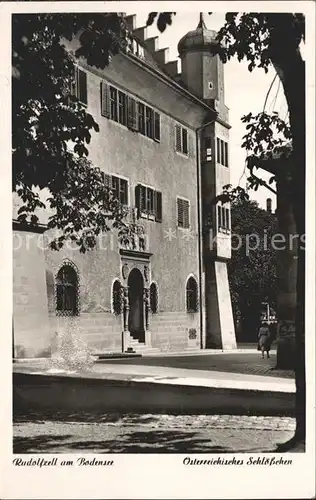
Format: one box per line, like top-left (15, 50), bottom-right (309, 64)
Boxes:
top-left (13, 230), bottom-right (51, 358)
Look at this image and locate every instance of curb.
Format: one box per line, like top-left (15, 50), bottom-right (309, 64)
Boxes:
top-left (13, 371), bottom-right (295, 417)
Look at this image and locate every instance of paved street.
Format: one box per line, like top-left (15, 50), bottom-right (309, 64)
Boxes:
top-left (13, 413), bottom-right (296, 454)
top-left (97, 350), bottom-right (295, 379)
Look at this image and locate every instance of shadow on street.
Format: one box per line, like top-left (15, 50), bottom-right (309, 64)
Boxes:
top-left (13, 429), bottom-right (285, 454)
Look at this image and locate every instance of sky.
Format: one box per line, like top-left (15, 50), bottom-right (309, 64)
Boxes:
top-left (132, 10), bottom-right (291, 211)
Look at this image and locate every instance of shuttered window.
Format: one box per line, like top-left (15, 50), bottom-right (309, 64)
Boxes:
top-left (102, 172), bottom-right (112, 189)
top-left (75, 67), bottom-right (87, 105)
top-left (138, 103), bottom-right (145, 134)
top-left (101, 173), bottom-right (128, 205)
top-left (175, 125), bottom-right (182, 152)
top-left (177, 198), bottom-right (190, 229)
top-left (146, 106), bottom-right (154, 139)
top-left (182, 128), bottom-right (188, 154)
top-left (100, 81), bottom-right (110, 117)
top-left (118, 91), bottom-right (127, 126)
top-left (155, 191), bottom-right (162, 222)
top-left (110, 86), bottom-right (118, 122)
top-left (100, 82), bottom-right (160, 142)
top-left (127, 96), bottom-right (138, 131)
top-left (135, 185), bottom-right (162, 222)
top-left (175, 124), bottom-right (189, 155)
top-left (154, 111), bottom-right (160, 142)
top-left (112, 175), bottom-right (128, 205)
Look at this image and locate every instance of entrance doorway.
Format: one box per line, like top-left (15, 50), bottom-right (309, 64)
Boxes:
top-left (128, 268), bottom-right (145, 342)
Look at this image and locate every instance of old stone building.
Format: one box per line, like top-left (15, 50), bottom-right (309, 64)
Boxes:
top-left (13, 14), bottom-right (237, 358)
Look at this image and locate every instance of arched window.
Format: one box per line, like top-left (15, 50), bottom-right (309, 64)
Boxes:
top-left (56, 265), bottom-right (79, 315)
top-left (112, 280), bottom-right (122, 315)
top-left (150, 282), bottom-right (158, 313)
top-left (186, 277), bottom-right (198, 313)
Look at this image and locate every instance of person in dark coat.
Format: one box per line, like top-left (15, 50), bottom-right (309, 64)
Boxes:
top-left (258, 322), bottom-right (272, 358)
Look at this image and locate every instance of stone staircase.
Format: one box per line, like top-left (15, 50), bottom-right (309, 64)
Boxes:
top-left (125, 335), bottom-right (161, 355)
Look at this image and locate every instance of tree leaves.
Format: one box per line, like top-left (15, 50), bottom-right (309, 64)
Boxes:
top-left (213, 13), bottom-right (304, 75)
top-left (12, 13), bottom-right (141, 253)
top-left (146, 12), bottom-right (176, 32)
top-left (228, 196), bottom-right (277, 325)
top-left (241, 111), bottom-right (292, 163)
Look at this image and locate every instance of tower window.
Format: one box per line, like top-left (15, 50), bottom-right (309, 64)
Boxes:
top-left (56, 265), bottom-right (79, 316)
top-left (186, 277), bottom-right (198, 313)
top-left (217, 204), bottom-right (230, 232)
top-left (216, 138), bottom-right (229, 167)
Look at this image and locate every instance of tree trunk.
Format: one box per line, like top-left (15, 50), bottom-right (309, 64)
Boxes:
top-left (275, 169), bottom-right (297, 370)
top-left (268, 14), bottom-right (306, 447)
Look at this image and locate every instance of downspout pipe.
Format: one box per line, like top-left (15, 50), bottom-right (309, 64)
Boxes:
top-left (196, 118), bottom-right (216, 349)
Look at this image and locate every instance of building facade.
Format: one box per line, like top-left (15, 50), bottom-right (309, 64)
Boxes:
top-left (13, 14), bottom-right (237, 358)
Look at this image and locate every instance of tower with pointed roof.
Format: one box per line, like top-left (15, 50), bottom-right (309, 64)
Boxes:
top-left (178, 14), bottom-right (236, 349)
top-left (178, 13), bottom-right (227, 122)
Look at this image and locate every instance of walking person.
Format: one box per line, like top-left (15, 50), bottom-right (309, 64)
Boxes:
top-left (258, 322), bottom-right (271, 359)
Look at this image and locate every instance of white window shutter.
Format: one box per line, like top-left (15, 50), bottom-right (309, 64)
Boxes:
top-left (175, 125), bottom-right (182, 152)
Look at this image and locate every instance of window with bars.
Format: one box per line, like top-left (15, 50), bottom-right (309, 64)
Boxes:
top-left (56, 265), bottom-right (79, 316)
top-left (177, 197), bottom-right (190, 229)
top-left (175, 125), bottom-right (189, 155)
top-left (216, 138), bottom-right (229, 167)
top-left (102, 173), bottom-right (128, 205)
top-left (186, 277), bottom-right (198, 313)
top-left (217, 205), bottom-right (230, 232)
top-left (100, 81), bottom-right (160, 140)
top-left (74, 67), bottom-right (87, 105)
top-left (135, 185), bottom-right (162, 222)
top-left (150, 282), bottom-right (158, 313)
top-left (112, 280), bottom-right (122, 315)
